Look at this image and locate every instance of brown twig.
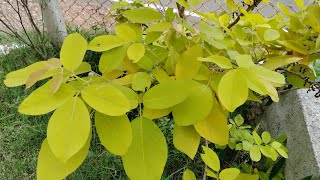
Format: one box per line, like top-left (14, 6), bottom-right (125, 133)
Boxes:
top-left (227, 0), bottom-right (263, 29)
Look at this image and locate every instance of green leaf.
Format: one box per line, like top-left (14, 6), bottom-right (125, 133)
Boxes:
top-left (294, 0), bottom-right (304, 8)
top-left (143, 107), bottom-right (171, 119)
top-left (95, 112), bottom-right (132, 155)
top-left (277, 40), bottom-right (309, 55)
top-left (264, 29), bottom-right (280, 41)
top-left (37, 137), bottom-right (90, 180)
top-left (47, 97), bottom-right (91, 162)
top-left (60, 33), bottom-right (87, 71)
top-left (195, 98), bottom-right (229, 145)
top-left (175, 0), bottom-right (190, 9)
top-left (219, 168), bottom-right (240, 180)
top-left (143, 80), bottom-right (193, 109)
top-left (206, 168), bottom-right (218, 178)
top-left (173, 125), bottom-right (200, 159)
top-left (234, 114), bottom-right (244, 126)
top-left (253, 66), bottom-right (285, 85)
top-left (4, 61), bottom-right (47, 87)
top-left (287, 64), bottom-right (316, 88)
top-left (250, 146), bottom-right (261, 162)
top-left (175, 44), bottom-right (203, 80)
top-left (81, 84), bottom-right (130, 116)
top-left (253, 131), bottom-right (262, 145)
top-left (183, 169), bottom-right (196, 180)
top-left (271, 141), bottom-right (282, 149)
top-left (112, 84), bottom-right (139, 109)
top-left (165, 8), bottom-right (175, 22)
top-left (218, 69), bottom-right (248, 112)
top-left (197, 55), bottom-right (232, 69)
top-left (234, 54), bottom-right (255, 68)
top-left (199, 21), bottom-right (224, 40)
top-left (18, 82), bottom-right (74, 115)
top-left (201, 146), bottom-right (220, 171)
top-left (306, 5), bottom-right (320, 33)
top-left (276, 147), bottom-right (288, 158)
top-left (99, 45), bottom-right (128, 73)
top-left (152, 68), bottom-right (171, 83)
top-left (115, 23), bottom-right (142, 42)
top-left (261, 131), bottom-right (271, 144)
top-left (132, 72), bottom-right (152, 92)
top-left (122, 117), bottom-right (167, 180)
top-left (146, 22), bottom-right (172, 33)
top-left (235, 173), bottom-right (259, 180)
top-left (145, 32), bottom-right (162, 44)
top-left (127, 43), bottom-right (145, 63)
top-left (73, 62), bottom-right (92, 75)
top-left (172, 82), bottom-right (213, 126)
top-left (238, 68), bottom-right (267, 95)
top-left (87, 35), bottom-right (126, 52)
top-left (262, 56), bottom-right (302, 70)
top-left (123, 8), bottom-right (163, 24)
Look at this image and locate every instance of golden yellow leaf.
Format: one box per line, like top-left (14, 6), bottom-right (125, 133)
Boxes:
top-left (87, 35), bottom-right (125, 52)
top-left (18, 82), bottom-right (75, 115)
top-left (95, 112), bottom-right (132, 155)
top-left (25, 69), bottom-right (49, 89)
top-left (219, 168), bottom-right (240, 180)
top-left (183, 169), bottom-right (196, 180)
top-left (47, 97), bottom-right (91, 162)
top-left (60, 33), bottom-right (87, 71)
top-left (143, 107), bottom-right (171, 119)
top-left (132, 72), bottom-right (152, 92)
top-left (201, 146), bottom-right (220, 171)
top-left (194, 98), bottom-right (229, 145)
top-left (127, 43), bottom-right (145, 63)
top-left (99, 45), bottom-right (128, 73)
top-left (173, 125), bottom-right (200, 159)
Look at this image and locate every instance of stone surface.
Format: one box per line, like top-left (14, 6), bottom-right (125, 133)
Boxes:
top-left (259, 89), bottom-right (320, 180)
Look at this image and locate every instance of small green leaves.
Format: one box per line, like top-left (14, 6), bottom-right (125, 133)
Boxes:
top-left (87, 35), bottom-right (126, 52)
top-left (60, 33), bottom-right (87, 72)
top-left (143, 80), bottom-right (193, 109)
top-left (81, 84), bottom-right (130, 116)
top-left (47, 97), bottom-right (91, 162)
top-left (18, 82), bottom-right (74, 115)
top-left (253, 131), bottom-right (262, 145)
top-left (262, 132), bottom-right (271, 144)
top-left (218, 69), bottom-right (248, 112)
top-left (122, 117), bottom-right (167, 180)
top-left (201, 146), bottom-right (220, 171)
top-left (264, 29), bottom-right (280, 41)
top-left (95, 112), bottom-right (132, 155)
top-left (127, 43), bottom-right (145, 63)
top-left (123, 8), bottom-right (162, 24)
top-left (197, 55), bottom-right (232, 69)
top-left (132, 72), bottom-right (152, 92)
top-left (183, 169), bottom-right (196, 180)
top-left (173, 125), bottom-right (200, 159)
top-left (250, 146), bottom-right (262, 162)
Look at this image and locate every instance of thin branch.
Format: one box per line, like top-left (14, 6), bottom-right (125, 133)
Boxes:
top-left (227, 0), bottom-right (263, 29)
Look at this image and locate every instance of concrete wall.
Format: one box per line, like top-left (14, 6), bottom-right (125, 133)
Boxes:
top-left (259, 90), bottom-right (320, 180)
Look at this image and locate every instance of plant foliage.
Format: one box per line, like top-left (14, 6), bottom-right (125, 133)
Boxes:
top-left (3, 0), bottom-right (320, 179)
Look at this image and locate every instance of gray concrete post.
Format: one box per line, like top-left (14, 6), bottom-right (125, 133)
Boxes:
top-left (259, 90), bottom-right (320, 180)
top-left (39, 0), bottom-right (67, 47)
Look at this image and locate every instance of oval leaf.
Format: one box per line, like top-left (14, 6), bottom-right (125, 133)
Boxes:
top-left (122, 117), bottom-right (168, 180)
top-left (81, 84), bottom-right (130, 116)
top-left (201, 146), bottom-right (220, 172)
top-left (95, 112), bottom-right (132, 155)
top-left (194, 98), bottom-right (229, 145)
top-left (123, 8), bottom-right (163, 24)
top-left (99, 45), bottom-right (128, 73)
top-left (143, 80), bottom-right (193, 109)
top-left (18, 82), bottom-right (75, 115)
top-left (87, 35), bottom-right (126, 52)
top-left (183, 169), bottom-right (196, 180)
top-left (172, 82), bottom-right (213, 126)
top-left (60, 33), bottom-right (87, 71)
top-left (47, 97), bottom-right (91, 161)
top-left (219, 168), bottom-right (240, 180)
top-left (218, 69), bottom-right (248, 112)
top-left (173, 125), bottom-right (200, 159)
top-left (127, 43), bottom-right (145, 63)
top-left (37, 136), bottom-right (90, 180)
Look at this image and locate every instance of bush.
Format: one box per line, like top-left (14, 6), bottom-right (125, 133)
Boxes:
top-left (3, 0), bottom-right (320, 179)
